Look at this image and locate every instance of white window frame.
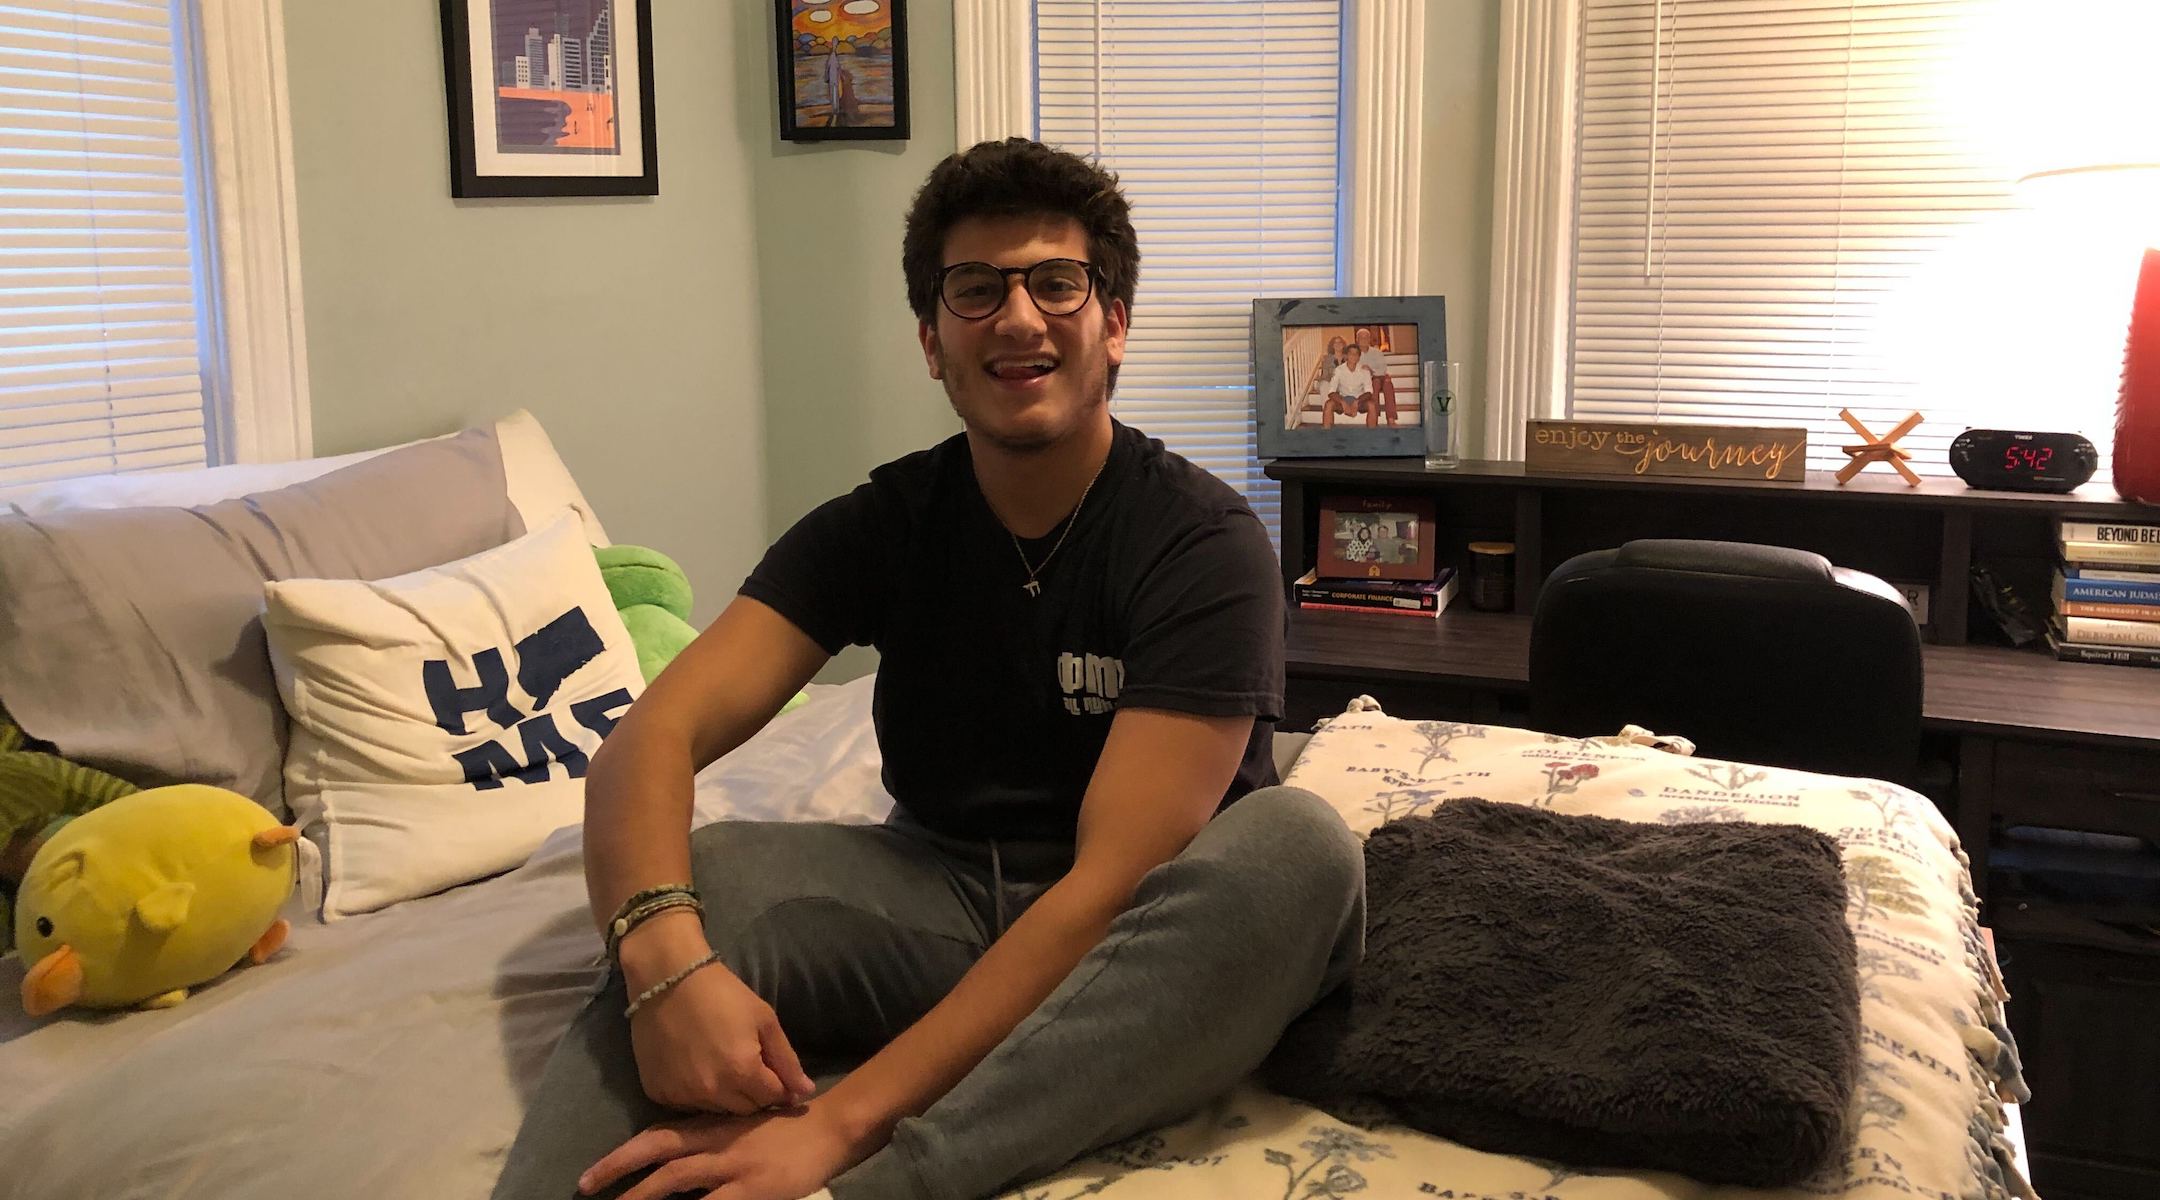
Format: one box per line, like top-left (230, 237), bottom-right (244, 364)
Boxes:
top-left (186, 0), bottom-right (312, 465)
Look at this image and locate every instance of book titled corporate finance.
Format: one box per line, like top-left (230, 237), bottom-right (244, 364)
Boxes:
top-left (1294, 568), bottom-right (1460, 618)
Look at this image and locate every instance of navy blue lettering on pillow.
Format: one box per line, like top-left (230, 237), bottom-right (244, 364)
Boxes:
top-left (421, 607), bottom-right (634, 791)
top-left (423, 648), bottom-right (520, 735)
top-left (516, 608), bottom-right (605, 708)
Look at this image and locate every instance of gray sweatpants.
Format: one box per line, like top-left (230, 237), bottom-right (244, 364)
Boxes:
top-left (491, 785), bottom-right (1365, 1200)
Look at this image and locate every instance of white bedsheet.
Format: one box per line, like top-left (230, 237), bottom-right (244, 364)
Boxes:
top-left (0, 680), bottom-right (2026, 1200)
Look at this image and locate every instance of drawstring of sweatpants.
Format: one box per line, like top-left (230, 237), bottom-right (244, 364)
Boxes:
top-left (989, 838), bottom-right (1008, 938)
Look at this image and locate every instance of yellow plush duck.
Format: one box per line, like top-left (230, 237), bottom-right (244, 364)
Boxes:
top-left (15, 785), bottom-right (298, 1017)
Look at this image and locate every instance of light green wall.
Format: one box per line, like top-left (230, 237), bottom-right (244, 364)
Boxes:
top-left (284, 1), bottom-right (770, 625)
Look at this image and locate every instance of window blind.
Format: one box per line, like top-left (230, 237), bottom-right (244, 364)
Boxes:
top-left (1, 1), bottom-right (211, 490)
top-left (1036, 0), bottom-right (1345, 533)
top-left (1568, 0), bottom-right (2121, 478)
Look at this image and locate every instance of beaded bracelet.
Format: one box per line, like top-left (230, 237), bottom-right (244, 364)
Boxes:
top-left (606, 885), bottom-right (704, 962)
top-left (611, 882), bottom-right (696, 924)
top-left (625, 949), bottom-right (727, 1018)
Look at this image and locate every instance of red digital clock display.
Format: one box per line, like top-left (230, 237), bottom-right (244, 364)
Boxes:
top-left (2002, 445), bottom-right (2055, 472)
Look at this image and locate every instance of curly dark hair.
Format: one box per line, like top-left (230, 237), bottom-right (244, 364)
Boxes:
top-left (902, 138), bottom-right (1139, 325)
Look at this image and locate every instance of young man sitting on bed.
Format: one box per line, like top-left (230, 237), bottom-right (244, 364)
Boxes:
top-left (492, 139), bottom-right (1366, 1200)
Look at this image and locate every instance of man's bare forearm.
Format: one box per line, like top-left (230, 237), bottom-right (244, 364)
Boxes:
top-left (582, 721), bottom-right (703, 936)
top-left (580, 597), bottom-right (830, 949)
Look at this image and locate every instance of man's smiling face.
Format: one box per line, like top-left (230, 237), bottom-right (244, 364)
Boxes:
top-left (919, 214), bottom-right (1127, 454)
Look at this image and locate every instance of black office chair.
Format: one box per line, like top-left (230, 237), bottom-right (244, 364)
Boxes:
top-left (1529, 539), bottom-right (1923, 785)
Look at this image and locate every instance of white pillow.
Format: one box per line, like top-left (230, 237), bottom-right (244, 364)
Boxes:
top-left (264, 513), bottom-right (644, 920)
top-left (6, 410), bottom-right (610, 546)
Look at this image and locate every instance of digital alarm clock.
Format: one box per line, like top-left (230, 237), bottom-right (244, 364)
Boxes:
top-left (1948, 429), bottom-right (2099, 493)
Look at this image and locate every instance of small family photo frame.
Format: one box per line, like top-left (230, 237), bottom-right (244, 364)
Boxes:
top-left (1253, 296), bottom-right (1448, 459)
top-left (1316, 495), bottom-right (1439, 581)
top-left (438, 0), bottom-right (659, 197)
top-left (776, 0), bottom-right (910, 141)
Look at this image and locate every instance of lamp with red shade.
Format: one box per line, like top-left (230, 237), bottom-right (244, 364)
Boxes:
top-left (2015, 159), bottom-right (2160, 504)
top-left (2119, 240), bottom-right (2160, 502)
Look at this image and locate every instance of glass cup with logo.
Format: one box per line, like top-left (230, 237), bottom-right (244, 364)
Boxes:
top-left (1422, 360), bottom-right (1463, 470)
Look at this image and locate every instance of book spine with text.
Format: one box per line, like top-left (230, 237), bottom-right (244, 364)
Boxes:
top-left (2048, 632), bottom-right (2160, 668)
top-left (2060, 574), bottom-right (2160, 605)
top-left (2059, 539), bottom-right (2160, 567)
top-left (1297, 600), bottom-right (1447, 619)
top-left (2058, 520), bottom-right (2160, 545)
top-left (2058, 599), bottom-right (2160, 622)
top-left (2058, 614), bottom-right (2160, 647)
top-left (2066, 564), bottom-right (2160, 582)
top-left (1297, 574), bottom-right (1460, 617)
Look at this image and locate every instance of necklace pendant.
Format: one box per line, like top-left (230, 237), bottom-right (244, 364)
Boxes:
top-left (1022, 579), bottom-right (1042, 597)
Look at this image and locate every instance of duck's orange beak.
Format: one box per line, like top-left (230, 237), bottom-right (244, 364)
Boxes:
top-left (23, 944), bottom-right (83, 1017)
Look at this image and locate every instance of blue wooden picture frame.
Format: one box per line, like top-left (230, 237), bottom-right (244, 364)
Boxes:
top-left (1253, 295), bottom-right (1448, 459)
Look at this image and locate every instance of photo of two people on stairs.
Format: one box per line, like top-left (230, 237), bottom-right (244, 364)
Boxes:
top-left (1280, 322), bottom-right (1420, 430)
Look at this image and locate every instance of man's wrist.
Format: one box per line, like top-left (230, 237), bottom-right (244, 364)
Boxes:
top-left (614, 908), bottom-right (710, 990)
top-left (816, 1076), bottom-right (903, 1156)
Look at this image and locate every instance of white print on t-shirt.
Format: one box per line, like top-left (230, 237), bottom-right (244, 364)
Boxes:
top-left (1057, 651), bottom-right (1124, 716)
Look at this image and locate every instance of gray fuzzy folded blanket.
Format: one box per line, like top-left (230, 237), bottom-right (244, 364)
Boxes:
top-left (1264, 798), bottom-right (1859, 1188)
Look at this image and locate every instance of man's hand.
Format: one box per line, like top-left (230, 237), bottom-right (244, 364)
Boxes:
top-left (620, 915), bottom-right (816, 1115)
top-left (579, 1103), bottom-right (868, 1200)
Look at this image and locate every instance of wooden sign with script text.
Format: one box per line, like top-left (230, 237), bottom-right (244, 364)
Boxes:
top-left (1525, 420), bottom-right (1808, 483)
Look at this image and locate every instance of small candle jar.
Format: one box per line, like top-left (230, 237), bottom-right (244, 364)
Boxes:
top-left (1467, 541), bottom-right (1516, 612)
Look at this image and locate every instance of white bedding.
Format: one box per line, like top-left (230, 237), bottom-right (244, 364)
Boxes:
top-left (0, 681), bottom-right (2029, 1200)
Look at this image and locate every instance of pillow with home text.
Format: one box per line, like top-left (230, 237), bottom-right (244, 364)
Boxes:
top-left (263, 513), bottom-right (644, 920)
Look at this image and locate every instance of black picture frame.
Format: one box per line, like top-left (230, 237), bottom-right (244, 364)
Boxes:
top-left (774, 0), bottom-right (911, 142)
top-left (439, 0), bottom-right (660, 198)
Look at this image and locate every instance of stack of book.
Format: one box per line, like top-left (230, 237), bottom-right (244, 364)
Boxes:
top-left (1294, 567), bottom-right (1460, 619)
top-left (2050, 519), bottom-right (2160, 667)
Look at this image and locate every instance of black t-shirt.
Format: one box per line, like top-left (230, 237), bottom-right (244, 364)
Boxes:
top-left (739, 420), bottom-right (1285, 843)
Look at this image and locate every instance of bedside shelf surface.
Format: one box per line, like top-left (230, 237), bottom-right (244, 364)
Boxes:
top-left (1287, 609), bottom-right (2160, 748)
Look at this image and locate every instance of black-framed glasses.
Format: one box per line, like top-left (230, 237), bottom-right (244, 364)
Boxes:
top-left (935, 258), bottom-right (1100, 320)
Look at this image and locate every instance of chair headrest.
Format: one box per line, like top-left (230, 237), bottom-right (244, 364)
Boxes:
top-left (1573, 539), bottom-right (1911, 615)
top-left (1611, 538), bottom-right (1832, 583)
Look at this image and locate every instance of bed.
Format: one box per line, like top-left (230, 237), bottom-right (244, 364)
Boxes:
top-left (0, 677), bottom-right (2034, 1200)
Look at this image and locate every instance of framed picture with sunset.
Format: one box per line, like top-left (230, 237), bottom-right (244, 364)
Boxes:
top-left (438, 0), bottom-right (659, 197)
top-left (776, 0), bottom-right (910, 141)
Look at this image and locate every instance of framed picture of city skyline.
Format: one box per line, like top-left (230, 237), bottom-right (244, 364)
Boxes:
top-left (439, 0), bottom-right (660, 197)
top-left (775, 0), bottom-right (910, 142)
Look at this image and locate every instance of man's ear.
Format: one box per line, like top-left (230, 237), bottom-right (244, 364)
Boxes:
top-left (1104, 298), bottom-right (1128, 369)
top-left (919, 318), bottom-right (942, 381)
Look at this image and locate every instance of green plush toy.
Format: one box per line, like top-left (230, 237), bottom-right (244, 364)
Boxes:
top-left (593, 546), bottom-right (807, 714)
top-left (1, 708), bottom-right (142, 958)
top-left (594, 544), bottom-right (699, 684)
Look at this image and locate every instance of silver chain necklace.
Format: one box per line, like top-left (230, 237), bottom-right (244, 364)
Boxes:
top-left (1008, 457), bottom-right (1108, 598)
